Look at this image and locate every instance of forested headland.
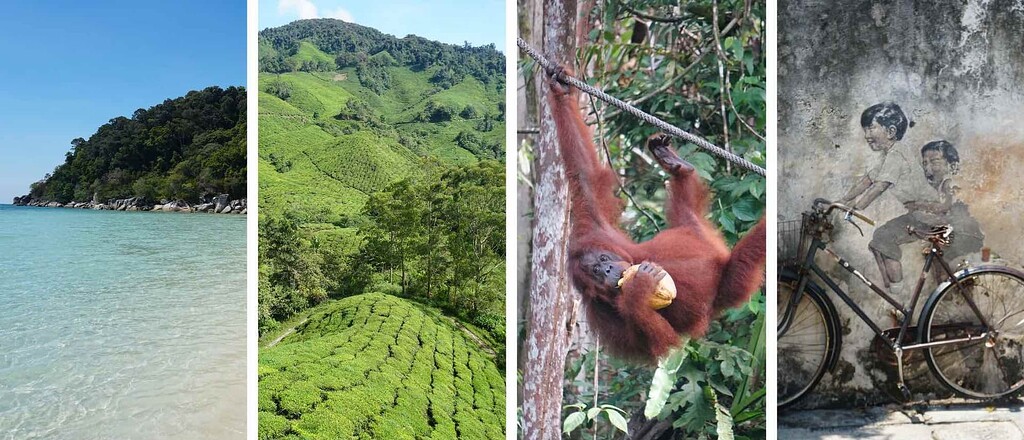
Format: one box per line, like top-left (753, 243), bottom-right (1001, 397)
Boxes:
top-left (14, 86), bottom-right (246, 211)
top-left (257, 19), bottom-right (505, 343)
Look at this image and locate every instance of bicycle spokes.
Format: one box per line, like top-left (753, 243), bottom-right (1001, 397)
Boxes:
top-left (923, 269), bottom-right (1024, 399)
top-left (777, 279), bottom-right (834, 408)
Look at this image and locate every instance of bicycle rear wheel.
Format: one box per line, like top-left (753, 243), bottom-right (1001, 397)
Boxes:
top-left (778, 272), bottom-right (839, 408)
top-left (921, 266), bottom-right (1024, 399)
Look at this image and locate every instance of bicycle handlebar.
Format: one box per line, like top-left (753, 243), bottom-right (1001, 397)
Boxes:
top-left (812, 198), bottom-right (876, 226)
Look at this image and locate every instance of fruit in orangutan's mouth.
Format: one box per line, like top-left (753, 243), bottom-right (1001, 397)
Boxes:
top-left (618, 264), bottom-right (677, 310)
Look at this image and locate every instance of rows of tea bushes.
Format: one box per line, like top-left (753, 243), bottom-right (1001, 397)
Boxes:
top-left (258, 293), bottom-right (504, 439)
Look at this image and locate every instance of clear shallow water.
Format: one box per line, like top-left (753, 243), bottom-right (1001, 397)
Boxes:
top-left (0, 205), bottom-right (246, 439)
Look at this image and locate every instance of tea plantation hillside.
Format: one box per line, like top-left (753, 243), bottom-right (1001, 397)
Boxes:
top-left (258, 293), bottom-right (504, 439)
top-left (258, 70), bottom-right (504, 222)
top-left (257, 19), bottom-right (505, 225)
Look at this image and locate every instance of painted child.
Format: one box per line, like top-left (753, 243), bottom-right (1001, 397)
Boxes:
top-left (837, 102), bottom-right (943, 291)
top-left (918, 140), bottom-right (984, 263)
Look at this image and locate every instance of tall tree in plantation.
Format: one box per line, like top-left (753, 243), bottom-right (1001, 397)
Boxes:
top-left (361, 182), bottom-right (424, 291)
top-left (447, 162), bottom-right (505, 314)
top-left (415, 179), bottom-right (453, 300)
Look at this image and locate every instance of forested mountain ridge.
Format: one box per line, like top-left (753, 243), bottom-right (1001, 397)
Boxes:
top-left (259, 19), bottom-right (504, 87)
top-left (16, 86), bottom-right (246, 205)
top-left (258, 19), bottom-right (506, 343)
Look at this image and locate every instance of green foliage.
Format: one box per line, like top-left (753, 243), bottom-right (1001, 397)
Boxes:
top-left (356, 60), bottom-right (392, 95)
top-left (26, 86), bottom-right (246, 203)
top-left (356, 160), bottom-right (505, 337)
top-left (419, 100), bottom-right (458, 122)
top-left (334, 99), bottom-right (374, 122)
top-left (289, 41), bottom-right (335, 72)
top-left (563, 403), bottom-right (630, 437)
top-left (430, 67), bottom-right (461, 89)
top-left (455, 131), bottom-right (504, 161)
top-left (560, 294), bottom-right (765, 440)
top-left (566, 0), bottom-right (766, 243)
top-left (265, 80), bottom-right (292, 100)
top-left (268, 153), bottom-right (293, 173)
top-left (258, 213), bottom-right (331, 335)
top-left (459, 104), bottom-right (480, 119)
top-left (258, 293), bottom-right (505, 439)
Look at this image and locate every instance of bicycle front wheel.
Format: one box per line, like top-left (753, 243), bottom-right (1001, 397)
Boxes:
top-left (921, 266), bottom-right (1024, 399)
top-left (778, 272), bottom-right (839, 408)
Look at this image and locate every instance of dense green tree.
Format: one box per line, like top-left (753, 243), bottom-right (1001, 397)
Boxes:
top-left (443, 161), bottom-right (505, 315)
top-left (258, 213), bottom-right (330, 334)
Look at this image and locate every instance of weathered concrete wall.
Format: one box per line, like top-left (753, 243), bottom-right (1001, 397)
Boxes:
top-left (779, 0), bottom-right (1024, 406)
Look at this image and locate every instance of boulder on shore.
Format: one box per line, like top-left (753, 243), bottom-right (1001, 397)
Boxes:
top-left (161, 200), bottom-right (191, 212)
top-left (213, 194), bottom-right (230, 213)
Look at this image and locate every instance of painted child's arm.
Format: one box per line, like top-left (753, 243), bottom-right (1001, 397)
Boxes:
top-left (934, 179), bottom-right (955, 212)
top-left (905, 200), bottom-right (949, 214)
top-left (850, 180), bottom-right (891, 210)
top-left (839, 175), bottom-right (872, 205)
top-left (906, 180), bottom-right (954, 214)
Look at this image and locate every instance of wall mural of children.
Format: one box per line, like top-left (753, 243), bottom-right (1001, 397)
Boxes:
top-left (836, 102), bottom-right (945, 293)
top-left (919, 140), bottom-right (985, 264)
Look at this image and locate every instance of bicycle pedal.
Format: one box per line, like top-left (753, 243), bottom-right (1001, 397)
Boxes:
top-left (897, 383), bottom-right (912, 401)
top-left (888, 308), bottom-right (904, 327)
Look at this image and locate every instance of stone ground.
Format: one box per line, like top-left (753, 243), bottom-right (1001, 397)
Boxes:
top-left (779, 399), bottom-right (1024, 439)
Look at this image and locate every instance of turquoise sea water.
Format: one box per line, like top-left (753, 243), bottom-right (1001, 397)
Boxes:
top-left (0, 205), bottom-right (246, 439)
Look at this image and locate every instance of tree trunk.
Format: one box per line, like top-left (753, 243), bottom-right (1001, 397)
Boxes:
top-left (520, 0), bottom-right (577, 438)
top-left (425, 250), bottom-right (434, 298)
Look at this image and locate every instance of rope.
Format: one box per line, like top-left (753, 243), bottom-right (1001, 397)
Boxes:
top-left (518, 37), bottom-right (766, 177)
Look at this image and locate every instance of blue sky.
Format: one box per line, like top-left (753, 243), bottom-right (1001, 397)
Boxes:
top-left (259, 0), bottom-right (505, 49)
top-left (0, 1), bottom-right (245, 203)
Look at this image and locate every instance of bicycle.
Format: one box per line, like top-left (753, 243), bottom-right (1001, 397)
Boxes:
top-left (777, 198), bottom-right (1024, 408)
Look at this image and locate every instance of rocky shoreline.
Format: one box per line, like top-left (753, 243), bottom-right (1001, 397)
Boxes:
top-left (12, 193), bottom-right (246, 214)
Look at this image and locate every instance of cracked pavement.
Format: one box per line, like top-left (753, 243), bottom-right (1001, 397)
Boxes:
top-left (779, 399), bottom-right (1024, 439)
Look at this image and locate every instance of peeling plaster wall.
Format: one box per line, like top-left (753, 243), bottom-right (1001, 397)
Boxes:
top-left (779, 0), bottom-right (1024, 406)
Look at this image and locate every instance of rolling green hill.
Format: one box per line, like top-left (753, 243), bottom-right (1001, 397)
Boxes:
top-left (258, 20), bottom-right (505, 225)
top-left (258, 293), bottom-right (504, 439)
top-left (258, 70), bottom-right (504, 222)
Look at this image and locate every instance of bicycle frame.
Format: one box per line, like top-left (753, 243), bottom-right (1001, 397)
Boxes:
top-left (782, 233), bottom-right (991, 349)
top-left (779, 226), bottom-right (997, 394)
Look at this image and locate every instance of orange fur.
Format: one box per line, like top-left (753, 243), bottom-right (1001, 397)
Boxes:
top-left (548, 71), bottom-right (766, 363)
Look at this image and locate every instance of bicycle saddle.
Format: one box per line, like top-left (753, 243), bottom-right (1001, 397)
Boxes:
top-left (908, 224), bottom-right (953, 246)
